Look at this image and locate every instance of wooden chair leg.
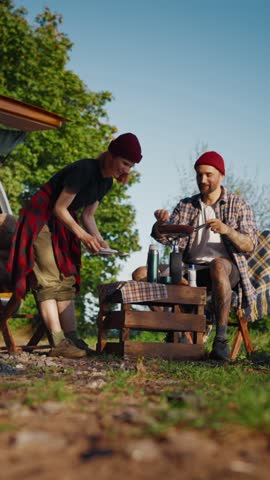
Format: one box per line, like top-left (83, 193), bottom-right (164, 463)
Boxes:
top-left (237, 309), bottom-right (254, 355)
top-left (230, 330), bottom-right (243, 360)
top-left (1, 292), bottom-right (54, 353)
top-left (230, 309), bottom-right (254, 360)
top-left (26, 321), bottom-right (47, 347)
top-left (0, 294), bottom-right (21, 328)
top-left (0, 294), bottom-right (22, 352)
top-left (0, 320), bottom-right (18, 352)
top-left (183, 331), bottom-right (194, 344)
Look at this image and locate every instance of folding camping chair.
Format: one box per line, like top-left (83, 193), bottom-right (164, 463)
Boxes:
top-left (0, 212), bottom-right (50, 353)
top-left (228, 229), bottom-right (270, 359)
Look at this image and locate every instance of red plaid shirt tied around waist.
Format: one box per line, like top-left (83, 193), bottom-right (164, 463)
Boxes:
top-left (7, 182), bottom-right (81, 299)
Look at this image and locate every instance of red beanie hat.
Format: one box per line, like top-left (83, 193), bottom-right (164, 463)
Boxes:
top-left (108, 133), bottom-right (142, 163)
top-left (194, 151), bottom-right (225, 175)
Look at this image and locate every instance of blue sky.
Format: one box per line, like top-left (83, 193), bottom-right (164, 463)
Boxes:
top-left (16, 0), bottom-right (270, 278)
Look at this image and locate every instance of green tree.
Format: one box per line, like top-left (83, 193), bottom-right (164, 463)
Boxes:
top-left (0, 0), bottom-right (141, 332)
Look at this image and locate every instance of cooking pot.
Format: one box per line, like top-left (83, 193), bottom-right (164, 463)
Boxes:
top-left (158, 223), bottom-right (207, 237)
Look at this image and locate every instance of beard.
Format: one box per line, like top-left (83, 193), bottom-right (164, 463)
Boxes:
top-left (198, 183), bottom-right (210, 193)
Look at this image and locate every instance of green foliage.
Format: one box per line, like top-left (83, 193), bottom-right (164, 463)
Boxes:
top-left (0, 1), bottom-right (116, 207)
top-left (131, 331), bottom-right (166, 342)
top-left (0, 1), bottom-right (141, 331)
top-left (250, 316), bottom-right (270, 333)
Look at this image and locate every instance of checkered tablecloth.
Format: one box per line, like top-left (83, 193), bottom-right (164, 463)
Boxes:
top-left (98, 280), bottom-right (168, 304)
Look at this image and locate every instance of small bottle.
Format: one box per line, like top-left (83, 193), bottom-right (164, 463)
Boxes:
top-left (188, 264), bottom-right (197, 287)
top-left (147, 244), bottom-right (159, 283)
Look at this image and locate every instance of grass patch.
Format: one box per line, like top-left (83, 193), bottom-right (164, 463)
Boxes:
top-left (24, 377), bottom-right (75, 407)
top-left (132, 331), bottom-right (166, 342)
top-left (98, 350), bottom-right (270, 435)
top-left (0, 381), bottom-right (27, 391)
top-left (4, 315), bottom-right (270, 438)
top-left (0, 377), bottom-right (75, 407)
top-left (84, 321), bottom-right (270, 436)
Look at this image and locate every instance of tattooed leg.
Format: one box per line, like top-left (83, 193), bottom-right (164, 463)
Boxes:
top-left (210, 258), bottom-right (233, 331)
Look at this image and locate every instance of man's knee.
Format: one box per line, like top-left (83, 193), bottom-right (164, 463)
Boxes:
top-left (210, 258), bottom-right (231, 279)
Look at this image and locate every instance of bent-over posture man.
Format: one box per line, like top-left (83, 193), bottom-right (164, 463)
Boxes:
top-left (151, 151), bottom-right (257, 361)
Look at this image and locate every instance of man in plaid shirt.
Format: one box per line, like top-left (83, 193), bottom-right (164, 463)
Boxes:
top-left (151, 151), bottom-right (258, 361)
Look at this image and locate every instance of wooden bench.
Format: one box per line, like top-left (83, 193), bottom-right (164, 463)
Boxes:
top-left (96, 283), bottom-right (207, 360)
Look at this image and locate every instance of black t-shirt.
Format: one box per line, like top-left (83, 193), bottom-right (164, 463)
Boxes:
top-left (49, 158), bottom-right (113, 210)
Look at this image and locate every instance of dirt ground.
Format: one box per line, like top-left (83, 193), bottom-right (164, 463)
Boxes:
top-left (1, 349), bottom-right (270, 480)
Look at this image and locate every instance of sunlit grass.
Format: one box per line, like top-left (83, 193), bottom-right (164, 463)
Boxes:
top-left (3, 316), bottom-right (270, 437)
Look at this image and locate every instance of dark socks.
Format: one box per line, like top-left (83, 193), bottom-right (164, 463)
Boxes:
top-left (216, 324), bottom-right (228, 340)
top-left (65, 330), bottom-right (78, 342)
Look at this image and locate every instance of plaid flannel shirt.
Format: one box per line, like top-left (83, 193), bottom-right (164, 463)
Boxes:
top-left (151, 187), bottom-right (258, 312)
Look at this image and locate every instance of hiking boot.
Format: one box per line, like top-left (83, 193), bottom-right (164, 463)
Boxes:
top-left (71, 337), bottom-right (96, 356)
top-left (49, 338), bottom-right (87, 359)
top-left (209, 338), bottom-right (230, 361)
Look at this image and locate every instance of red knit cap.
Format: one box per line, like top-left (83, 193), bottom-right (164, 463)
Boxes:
top-left (108, 133), bottom-right (142, 163)
top-left (194, 151), bottom-right (225, 175)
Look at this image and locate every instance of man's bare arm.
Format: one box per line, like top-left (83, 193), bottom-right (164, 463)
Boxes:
top-left (206, 219), bottom-right (254, 253)
top-left (224, 226), bottom-right (253, 253)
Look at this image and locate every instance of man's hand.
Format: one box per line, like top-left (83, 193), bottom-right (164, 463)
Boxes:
top-left (206, 219), bottom-right (254, 253)
top-left (151, 209), bottom-right (171, 245)
top-left (154, 209), bottom-right (170, 222)
top-left (206, 219), bottom-right (229, 235)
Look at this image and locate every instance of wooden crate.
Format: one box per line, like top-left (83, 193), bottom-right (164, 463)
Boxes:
top-left (96, 284), bottom-right (207, 361)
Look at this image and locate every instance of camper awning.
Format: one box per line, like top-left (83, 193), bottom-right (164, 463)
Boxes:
top-left (0, 94), bottom-right (68, 132)
top-left (0, 94), bottom-right (69, 164)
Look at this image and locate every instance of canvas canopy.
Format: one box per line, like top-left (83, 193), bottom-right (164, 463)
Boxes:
top-left (0, 94), bottom-right (68, 164)
top-left (0, 129), bottom-right (26, 163)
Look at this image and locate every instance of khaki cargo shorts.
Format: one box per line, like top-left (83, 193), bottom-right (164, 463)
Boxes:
top-left (33, 224), bottom-right (76, 302)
